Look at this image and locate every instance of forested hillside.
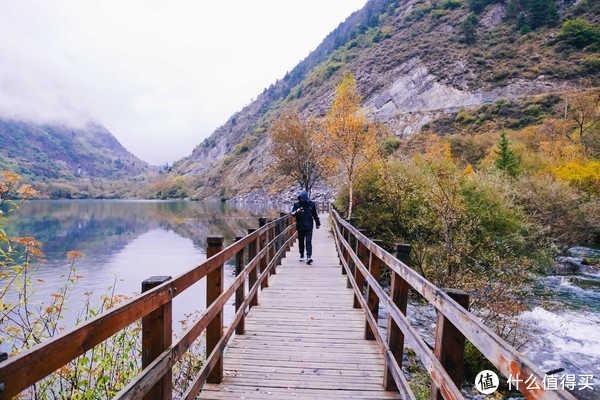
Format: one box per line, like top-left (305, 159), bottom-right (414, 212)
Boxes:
top-left (0, 120), bottom-right (150, 198)
top-left (158, 0), bottom-right (599, 200)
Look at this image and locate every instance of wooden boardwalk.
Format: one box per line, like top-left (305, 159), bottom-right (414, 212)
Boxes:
top-left (199, 214), bottom-right (400, 400)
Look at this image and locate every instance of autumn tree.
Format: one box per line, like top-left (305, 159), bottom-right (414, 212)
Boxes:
top-left (565, 91), bottom-right (600, 155)
top-left (318, 72), bottom-right (379, 218)
top-left (269, 111), bottom-right (326, 194)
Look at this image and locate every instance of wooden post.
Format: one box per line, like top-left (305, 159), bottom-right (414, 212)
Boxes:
top-left (384, 244), bottom-right (411, 391)
top-left (431, 289), bottom-right (470, 400)
top-left (353, 229), bottom-right (368, 309)
top-left (235, 236), bottom-right (246, 335)
top-left (279, 212), bottom-right (287, 260)
top-left (258, 218), bottom-right (269, 289)
top-left (269, 222), bottom-right (277, 275)
top-left (346, 221), bottom-right (357, 289)
top-left (365, 239), bottom-right (383, 340)
top-left (141, 275), bottom-right (173, 400)
top-left (287, 215), bottom-right (294, 252)
top-left (340, 220), bottom-right (348, 274)
top-left (206, 236), bottom-right (224, 384)
top-left (248, 228), bottom-right (259, 307)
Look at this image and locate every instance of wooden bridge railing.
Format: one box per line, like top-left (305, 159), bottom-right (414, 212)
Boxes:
top-left (0, 213), bottom-right (297, 400)
top-left (330, 207), bottom-right (576, 400)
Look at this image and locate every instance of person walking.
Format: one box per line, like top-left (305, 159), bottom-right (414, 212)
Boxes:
top-left (291, 190), bottom-right (320, 265)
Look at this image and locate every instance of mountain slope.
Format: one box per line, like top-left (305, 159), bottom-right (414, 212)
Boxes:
top-left (171, 0), bottom-right (599, 200)
top-left (0, 119), bottom-right (148, 181)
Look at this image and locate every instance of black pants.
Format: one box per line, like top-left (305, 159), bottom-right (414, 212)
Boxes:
top-left (298, 228), bottom-right (313, 258)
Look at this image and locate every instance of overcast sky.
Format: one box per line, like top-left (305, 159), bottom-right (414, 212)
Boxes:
top-left (0, 1), bottom-right (367, 165)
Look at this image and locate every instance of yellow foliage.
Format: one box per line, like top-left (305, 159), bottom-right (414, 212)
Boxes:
top-left (317, 72), bottom-right (380, 217)
top-left (539, 140), bottom-right (587, 166)
top-left (425, 137), bottom-right (454, 162)
top-left (2, 171), bottom-right (20, 186)
top-left (552, 160), bottom-right (600, 194)
top-left (66, 251), bottom-right (85, 260)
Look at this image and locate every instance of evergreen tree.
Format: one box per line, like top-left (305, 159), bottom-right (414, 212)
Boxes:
top-left (462, 12), bottom-right (478, 44)
top-left (506, 0), bottom-right (518, 20)
top-left (517, 13), bottom-right (531, 34)
top-left (526, 0), bottom-right (558, 29)
top-left (495, 130), bottom-right (520, 177)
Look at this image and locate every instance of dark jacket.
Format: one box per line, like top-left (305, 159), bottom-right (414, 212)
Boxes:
top-left (291, 191), bottom-right (320, 231)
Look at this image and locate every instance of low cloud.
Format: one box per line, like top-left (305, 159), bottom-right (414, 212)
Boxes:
top-left (0, 0), bottom-right (366, 165)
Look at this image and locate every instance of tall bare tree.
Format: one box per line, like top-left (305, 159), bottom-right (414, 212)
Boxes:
top-left (269, 111), bottom-right (325, 194)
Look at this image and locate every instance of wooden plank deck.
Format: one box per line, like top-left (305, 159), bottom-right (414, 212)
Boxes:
top-left (199, 214), bottom-right (401, 400)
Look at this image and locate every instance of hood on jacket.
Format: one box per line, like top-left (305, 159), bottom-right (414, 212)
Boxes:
top-left (298, 190), bottom-right (310, 202)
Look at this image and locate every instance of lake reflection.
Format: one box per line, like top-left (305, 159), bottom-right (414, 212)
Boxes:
top-left (4, 200), bottom-right (286, 339)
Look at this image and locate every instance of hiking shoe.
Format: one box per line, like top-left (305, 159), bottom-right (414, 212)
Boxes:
top-left (307, 258), bottom-right (313, 265)
top-left (299, 256), bottom-right (304, 262)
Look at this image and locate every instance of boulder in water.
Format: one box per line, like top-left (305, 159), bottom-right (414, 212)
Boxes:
top-left (567, 246), bottom-right (600, 266)
top-left (553, 256), bottom-right (583, 274)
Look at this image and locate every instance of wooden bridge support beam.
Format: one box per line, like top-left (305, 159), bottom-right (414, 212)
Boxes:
top-left (141, 275), bottom-right (173, 400)
top-left (206, 236), bottom-right (224, 384)
top-left (431, 289), bottom-right (469, 400)
top-left (384, 244), bottom-right (411, 391)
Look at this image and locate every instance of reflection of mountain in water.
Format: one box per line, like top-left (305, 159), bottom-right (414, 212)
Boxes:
top-left (7, 200), bottom-right (286, 260)
top-left (1, 200), bottom-right (289, 354)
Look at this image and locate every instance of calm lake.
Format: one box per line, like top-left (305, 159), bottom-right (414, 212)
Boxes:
top-left (2, 199), bottom-right (287, 352)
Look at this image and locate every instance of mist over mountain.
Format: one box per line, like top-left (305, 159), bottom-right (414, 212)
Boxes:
top-left (0, 119), bottom-right (148, 182)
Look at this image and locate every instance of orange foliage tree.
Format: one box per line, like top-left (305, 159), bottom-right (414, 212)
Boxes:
top-left (318, 72), bottom-right (379, 218)
top-left (269, 111), bottom-right (326, 194)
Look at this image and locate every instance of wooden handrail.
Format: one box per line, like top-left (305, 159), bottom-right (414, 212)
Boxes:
top-left (330, 208), bottom-right (576, 400)
top-left (0, 214), bottom-right (297, 399)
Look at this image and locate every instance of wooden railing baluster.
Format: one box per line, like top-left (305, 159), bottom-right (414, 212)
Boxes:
top-left (247, 228), bottom-right (259, 308)
top-left (364, 240), bottom-right (383, 341)
top-left (234, 236), bottom-right (246, 335)
top-left (354, 229), bottom-right (368, 309)
top-left (141, 276), bottom-right (173, 400)
top-left (206, 236), bottom-right (224, 384)
top-left (431, 289), bottom-right (470, 400)
top-left (269, 220), bottom-right (277, 275)
top-left (385, 244), bottom-right (411, 391)
top-left (258, 218), bottom-right (269, 289)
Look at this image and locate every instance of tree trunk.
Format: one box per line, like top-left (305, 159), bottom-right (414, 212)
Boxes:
top-left (348, 180), bottom-right (354, 219)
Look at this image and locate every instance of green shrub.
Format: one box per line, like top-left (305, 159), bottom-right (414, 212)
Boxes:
top-left (580, 55), bottom-right (600, 75)
top-left (439, 0), bottom-right (462, 9)
top-left (382, 137), bottom-right (402, 156)
top-left (557, 19), bottom-right (600, 49)
top-left (430, 9), bottom-right (450, 18)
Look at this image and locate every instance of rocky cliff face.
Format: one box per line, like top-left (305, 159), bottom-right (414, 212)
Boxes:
top-left (366, 57), bottom-right (576, 137)
top-left (170, 0), bottom-right (598, 200)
